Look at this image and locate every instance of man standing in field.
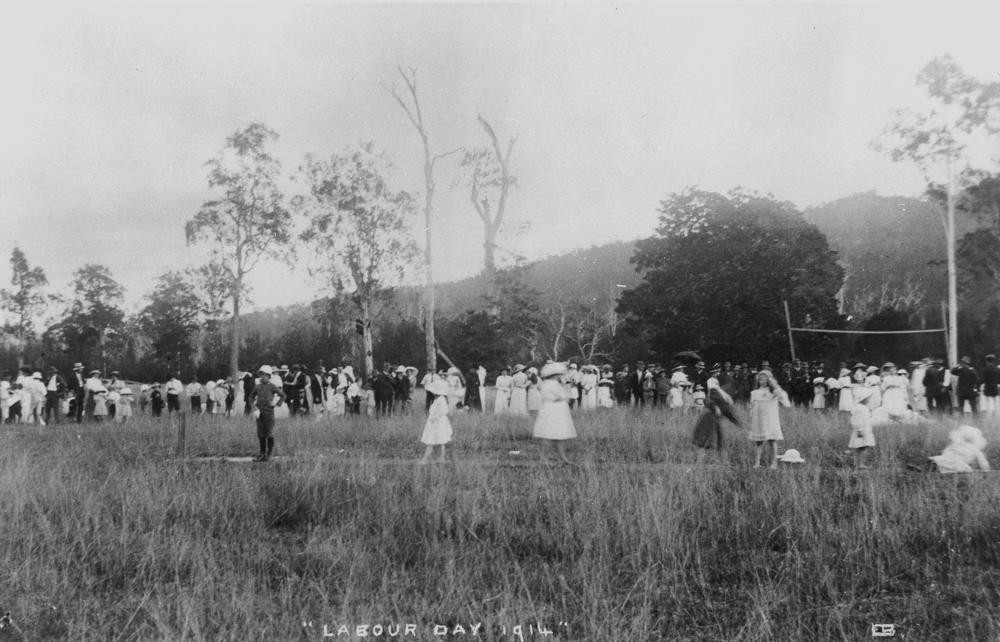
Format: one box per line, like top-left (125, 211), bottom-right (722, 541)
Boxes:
top-left (67, 362), bottom-right (86, 422)
top-left (44, 366), bottom-right (66, 424)
top-left (165, 373), bottom-right (183, 414)
top-left (251, 365), bottom-right (286, 462)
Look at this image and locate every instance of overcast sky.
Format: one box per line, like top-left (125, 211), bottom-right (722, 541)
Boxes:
top-left (1, 2), bottom-right (999, 314)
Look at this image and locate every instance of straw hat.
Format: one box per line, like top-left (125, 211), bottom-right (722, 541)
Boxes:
top-left (447, 366), bottom-right (461, 376)
top-left (778, 449), bottom-right (806, 464)
top-left (512, 364), bottom-right (526, 373)
top-left (540, 362), bottom-right (568, 379)
top-left (258, 365), bottom-right (273, 376)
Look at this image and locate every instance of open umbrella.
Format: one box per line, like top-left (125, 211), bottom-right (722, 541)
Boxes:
top-left (673, 350), bottom-right (702, 363)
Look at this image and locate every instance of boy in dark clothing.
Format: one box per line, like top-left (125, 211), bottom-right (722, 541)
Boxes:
top-left (252, 365), bottom-right (286, 462)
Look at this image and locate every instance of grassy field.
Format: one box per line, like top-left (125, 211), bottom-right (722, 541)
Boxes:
top-left (1, 405), bottom-right (1000, 640)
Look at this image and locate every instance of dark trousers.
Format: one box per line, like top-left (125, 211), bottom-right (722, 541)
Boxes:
top-left (190, 396), bottom-right (201, 413)
top-left (45, 391), bottom-right (61, 423)
top-left (74, 391), bottom-right (85, 422)
top-left (375, 395), bottom-right (393, 416)
top-left (959, 394), bottom-right (978, 414)
top-left (167, 394), bottom-right (180, 413)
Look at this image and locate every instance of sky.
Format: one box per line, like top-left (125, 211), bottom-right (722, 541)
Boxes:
top-left (1, 1), bottom-right (999, 315)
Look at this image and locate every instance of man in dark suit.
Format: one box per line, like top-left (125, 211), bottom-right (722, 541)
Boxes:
top-left (66, 362), bottom-right (86, 423)
top-left (923, 358), bottom-right (944, 413)
top-left (951, 355), bottom-right (981, 414)
top-left (982, 354), bottom-right (999, 413)
top-left (631, 362), bottom-right (646, 406)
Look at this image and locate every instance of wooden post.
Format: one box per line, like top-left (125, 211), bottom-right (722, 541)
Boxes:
top-left (941, 301), bottom-right (950, 363)
top-left (176, 413), bottom-right (186, 458)
top-left (783, 300), bottom-right (797, 362)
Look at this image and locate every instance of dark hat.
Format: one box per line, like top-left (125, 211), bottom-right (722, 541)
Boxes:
top-left (48, 366), bottom-right (57, 372)
top-left (73, 362), bottom-right (84, 370)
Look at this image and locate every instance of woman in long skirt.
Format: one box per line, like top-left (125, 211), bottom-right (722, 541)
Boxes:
top-left (580, 366), bottom-right (598, 410)
top-left (509, 365), bottom-right (529, 416)
top-left (533, 362), bottom-right (576, 464)
top-left (526, 367), bottom-right (542, 414)
top-left (493, 367), bottom-right (513, 414)
top-left (693, 380), bottom-right (739, 451)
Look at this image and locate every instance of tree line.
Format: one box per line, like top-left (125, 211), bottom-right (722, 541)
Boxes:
top-left (3, 56), bottom-right (1000, 378)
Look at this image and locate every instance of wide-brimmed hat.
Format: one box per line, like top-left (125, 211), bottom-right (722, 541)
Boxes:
top-left (813, 377), bottom-right (825, 384)
top-left (512, 364), bottom-right (526, 373)
top-left (568, 363), bottom-right (578, 369)
top-left (405, 366), bottom-right (418, 375)
top-left (672, 364), bottom-right (685, 372)
top-left (395, 365), bottom-right (406, 374)
top-left (778, 449), bottom-right (806, 464)
top-left (89, 369), bottom-right (101, 376)
top-left (540, 362), bottom-right (568, 379)
top-left (73, 362), bottom-right (84, 370)
top-left (111, 370), bottom-right (120, 376)
top-left (120, 387), bottom-right (133, 395)
top-left (258, 365), bottom-right (273, 376)
top-left (425, 379), bottom-right (450, 396)
top-left (881, 362), bottom-right (895, 370)
top-left (852, 363), bottom-right (867, 370)
top-left (32, 371), bottom-right (42, 379)
top-left (279, 364), bottom-right (289, 371)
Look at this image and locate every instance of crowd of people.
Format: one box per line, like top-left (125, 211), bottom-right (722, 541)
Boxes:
top-left (3, 353), bottom-right (995, 472)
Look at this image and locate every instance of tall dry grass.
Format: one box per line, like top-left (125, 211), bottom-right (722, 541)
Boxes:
top-left (1, 406), bottom-right (999, 640)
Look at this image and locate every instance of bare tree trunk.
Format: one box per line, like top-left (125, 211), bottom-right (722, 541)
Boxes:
top-left (361, 297), bottom-right (374, 379)
top-left (946, 178), bottom-right (958, 366)
top-left (423, 162), bottom-right (437, 377)
top-left (230, 285), bottom-right (241, 382)
top-left (484, 227), bottom-right (498, 303)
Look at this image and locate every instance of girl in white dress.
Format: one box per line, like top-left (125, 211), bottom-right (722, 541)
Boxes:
top-left (669, 365), bottom-right (689, 411)
top-left (811, 377), bottom-right (827, 410)
top-left (749, 371), bottom-right (791, 469)
top-left (533, 362), bottom-right (576, 464)
top-left (419, 380), bottom-right (453, 464)
top-left (116, 388), bottom-right (134, 423)
top-left (509, 365), bottom-right (529, 416)
top-left (493, 368), bottom-right (512, 414)
top-left (849, 385), bottom-right (876, 469)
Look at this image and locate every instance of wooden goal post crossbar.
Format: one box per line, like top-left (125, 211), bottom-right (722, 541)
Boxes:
top-left (787, 327), bottom-right (945, 335)
top-left (781, 299), bottom-right (948, 361)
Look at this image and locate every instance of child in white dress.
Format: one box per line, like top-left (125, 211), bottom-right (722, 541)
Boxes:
top-left (420, 380), bottom-right (453, 464)
top-left (849, 385), bottom-right (876, 469)
top-left (930, 424), bottom-right (990, 473)
top-left (749, 371), bottom-right (791, 468)
top-left (116, 388), bottom-right (134, 423)
top-left (533, 362), bottom-right (577, 464)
